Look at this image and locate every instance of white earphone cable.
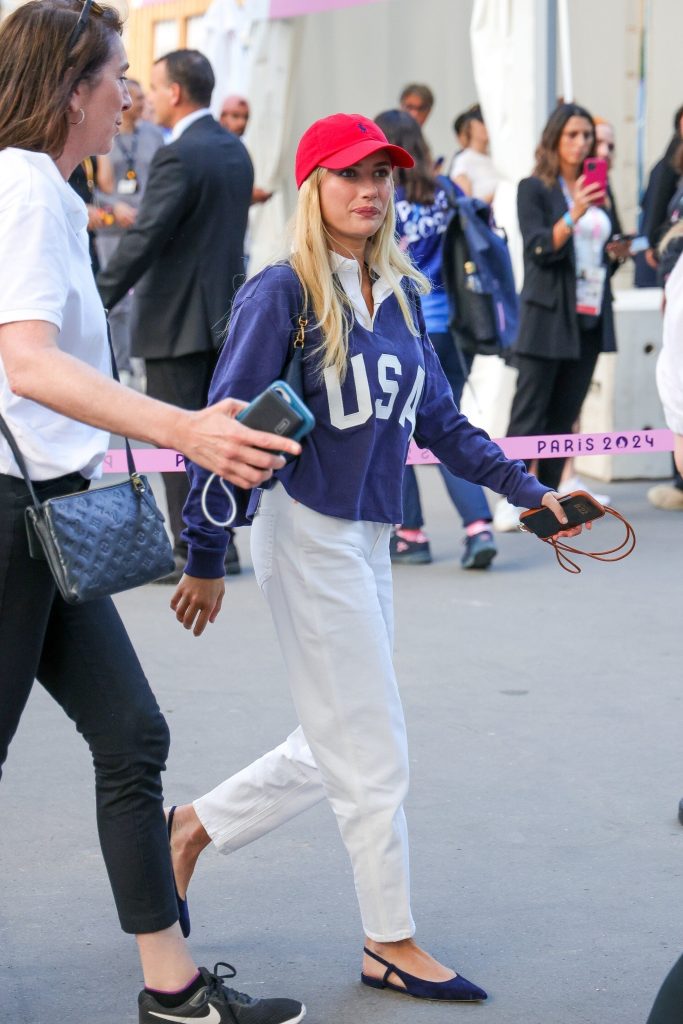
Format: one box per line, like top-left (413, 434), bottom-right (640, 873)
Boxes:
top-left (201, 473), bottom-right (237, 529)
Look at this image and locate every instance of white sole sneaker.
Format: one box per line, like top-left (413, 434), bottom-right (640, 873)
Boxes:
top-left (493, 498), bottom-right (522, 533)
top-left (561, 475), bottom-right (610, 505)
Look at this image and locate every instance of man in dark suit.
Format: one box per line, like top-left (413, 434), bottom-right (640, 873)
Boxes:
top-left (98, 50), bottom-right (253, 581)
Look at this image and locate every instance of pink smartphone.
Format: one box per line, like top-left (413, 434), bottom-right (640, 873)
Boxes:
top-left (582, 157), bottom-right (607, 205)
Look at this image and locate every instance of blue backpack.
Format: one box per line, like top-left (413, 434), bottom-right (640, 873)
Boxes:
top-left (439, 179), bottom-right (519, 356)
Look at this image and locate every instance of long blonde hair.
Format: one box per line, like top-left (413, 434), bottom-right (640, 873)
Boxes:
top-left (289, 168), bottom-right (430, 380)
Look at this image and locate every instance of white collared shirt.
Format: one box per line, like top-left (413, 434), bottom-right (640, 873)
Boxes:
top-left (657, 252), bottom-right (683, 434)
top-left (169, 107), bottom-right (212, 143)
top-left (0, 149), bottom-right (110, 480)
top-left (328, 251), bottom-right (394, 330)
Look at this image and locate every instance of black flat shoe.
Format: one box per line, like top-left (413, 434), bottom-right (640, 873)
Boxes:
top-left (361, 946), bottom-right (487, 1001)
top-left (167, 805), bottom-right (191, 938)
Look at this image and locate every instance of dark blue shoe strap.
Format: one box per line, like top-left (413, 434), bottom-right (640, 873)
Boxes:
top-left (167, 806), bottom-right (191, 938)
top-left (363, 946), bottom-right (403, 987)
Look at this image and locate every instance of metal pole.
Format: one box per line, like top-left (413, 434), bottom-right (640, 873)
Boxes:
top-left (557, 0), bottom-right (573, 102)
top-left (546, 0), bottom-right (557, 113)
top-left (534, 0), bottom-right (557, 139)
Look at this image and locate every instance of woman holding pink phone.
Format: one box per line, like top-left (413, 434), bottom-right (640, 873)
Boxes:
top-left (495, 103), bottom-right (621, 525)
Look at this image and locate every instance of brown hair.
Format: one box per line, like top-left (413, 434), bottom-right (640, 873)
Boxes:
top-left (374, 108), bottom-right (436, 205)
top-left (533, 102), bottom-right (595, 187)
top-left (673, 139), bottom-right (683, 177)
top-left (0, 0), bottom-right (123, 157)
top-left (399, 83), bottom-right (434, 112)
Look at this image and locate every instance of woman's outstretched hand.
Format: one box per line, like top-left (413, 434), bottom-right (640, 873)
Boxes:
top-left (171, 575), bottom-right (225, 637)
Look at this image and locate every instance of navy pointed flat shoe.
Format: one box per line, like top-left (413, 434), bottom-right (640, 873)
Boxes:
top-left (361, 947), bottom-right (487, 1001)
top-left (167, 805), bottom-right (191, 938)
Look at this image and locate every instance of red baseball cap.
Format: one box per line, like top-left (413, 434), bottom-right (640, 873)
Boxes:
top-left (295, 113), bottom-right (414, 189)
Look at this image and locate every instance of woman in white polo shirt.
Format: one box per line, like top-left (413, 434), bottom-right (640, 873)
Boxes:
top-left (0, 4), bottom-right (304, 1023)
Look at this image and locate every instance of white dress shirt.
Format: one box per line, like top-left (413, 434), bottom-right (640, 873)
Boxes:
top-left (169, 108), bottom-right (213, 143)
top-left (328, 251), bottom-right (394, 330)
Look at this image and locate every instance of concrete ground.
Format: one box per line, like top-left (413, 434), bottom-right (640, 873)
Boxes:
top-left (1, 469), bottom-right (681, 1024)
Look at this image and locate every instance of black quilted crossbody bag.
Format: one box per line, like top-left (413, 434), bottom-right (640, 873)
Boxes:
top-left (0, 328), bottom-right (174, 605)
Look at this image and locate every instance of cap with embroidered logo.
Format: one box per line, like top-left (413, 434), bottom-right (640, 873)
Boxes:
top-left (294, 112), bottom-right (414, 189)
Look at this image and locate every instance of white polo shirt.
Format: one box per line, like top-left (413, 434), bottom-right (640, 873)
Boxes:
top-left (0, 148), bottom-right (111, 480)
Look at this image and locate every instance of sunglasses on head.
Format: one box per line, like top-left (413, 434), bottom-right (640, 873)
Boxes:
top-left (66, 0), bottom-right (103, 53)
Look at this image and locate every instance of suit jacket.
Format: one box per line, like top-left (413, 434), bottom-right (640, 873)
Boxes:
top-left (642, 135), bottom-right (680, 246)
top-left (514, 175), bottom-right (618, 361)
top-left (98, 115), bottom-right (254, 359)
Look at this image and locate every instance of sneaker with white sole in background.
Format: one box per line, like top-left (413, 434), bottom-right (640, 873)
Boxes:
top-left (647, 484), bottom-right (683, 510)
top-left (492, 498), bottom-right (523, 533)
top-left (138, 963), bottom-right (306, 1024)
top-left (560, 475), bottom-right (610, 505)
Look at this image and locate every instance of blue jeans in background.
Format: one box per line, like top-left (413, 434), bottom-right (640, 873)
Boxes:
top-left (402, 331), bottom-right (492, 530)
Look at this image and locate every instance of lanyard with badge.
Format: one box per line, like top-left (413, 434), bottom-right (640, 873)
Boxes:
top-left (116, 130), bottom-right (139, 195)
top-left (559, 176), bottom-right (606, 317)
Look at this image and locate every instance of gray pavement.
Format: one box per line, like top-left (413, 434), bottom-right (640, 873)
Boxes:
top-left (1, 469), bottom-right (681, 1024)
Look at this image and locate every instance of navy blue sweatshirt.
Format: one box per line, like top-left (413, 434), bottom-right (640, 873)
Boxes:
top-left (183, 263), bottom-right (550, 578)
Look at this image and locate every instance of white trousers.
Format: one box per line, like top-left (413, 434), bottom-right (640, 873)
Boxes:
top-left (194, 483), bottom-right (415, 941)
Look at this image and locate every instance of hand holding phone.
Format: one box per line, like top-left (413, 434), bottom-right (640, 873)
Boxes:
top-left (519, 491), bottom-right (604, 539)
top-left (581, 157), bottom-right (608, 206)
top-left (518, 491), bottom-right (635, 574)
top-left (202, 382), bottom-right (315, 529)
top-left (236, 380), bottom-right (315, 448)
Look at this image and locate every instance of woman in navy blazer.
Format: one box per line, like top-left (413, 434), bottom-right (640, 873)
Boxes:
top-left (505, 103), bottom-right (621, 491)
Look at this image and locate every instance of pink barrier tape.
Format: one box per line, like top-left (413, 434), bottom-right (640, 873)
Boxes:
top-left (102, 449), bottom-right (187, 473)
top-left (408, 429), bottom-right (674, 465)
top-left (102, 429), bottom-right (674, 473)
top-left (270, 0), bottom-right (382, 15)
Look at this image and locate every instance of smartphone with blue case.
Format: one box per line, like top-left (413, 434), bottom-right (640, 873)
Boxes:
top-left (236, 380), bottom-right (315, 447)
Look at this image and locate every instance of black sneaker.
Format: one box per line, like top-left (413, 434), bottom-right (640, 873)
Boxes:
top-left (139, 963), bottom-right (305, 1024)
top-left (389, 529), bottom-right (432, 565)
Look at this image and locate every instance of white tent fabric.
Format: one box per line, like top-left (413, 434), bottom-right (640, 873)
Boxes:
top-left (239, 18), bottom-right (301, 272)
top-left (470, 0), bottom-right (545, 287)
top-left (198, 0), bottom-right (300, 274)
top-left (200, 0), bottom-right (269, 98)
top-left (464, 0), bottom-right (559, 439)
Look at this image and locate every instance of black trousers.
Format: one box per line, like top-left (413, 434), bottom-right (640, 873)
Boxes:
top-left (0, 472), bottom-right (178, 934)
top-left (145, 351), bottom-right (218, 554)
top-left (507, 325), bottom-right (603, 491)
top-left (646, 953), bottom-right (683, 1024)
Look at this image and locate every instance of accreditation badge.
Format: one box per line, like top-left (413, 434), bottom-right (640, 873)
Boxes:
top-left (117, 177), bottom-right (138, 195)
top-left (576, 266), bottom-right (606, 316)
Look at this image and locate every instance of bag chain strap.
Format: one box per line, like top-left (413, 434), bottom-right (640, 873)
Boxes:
top-left (293, 314), bottom-right (307, 348)
top-left (542, 506), bottom-right (636, 574)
